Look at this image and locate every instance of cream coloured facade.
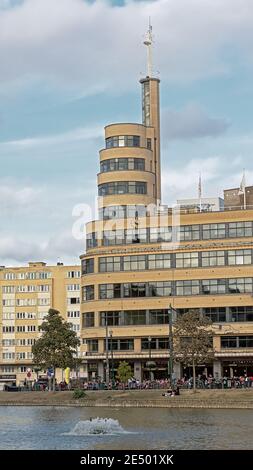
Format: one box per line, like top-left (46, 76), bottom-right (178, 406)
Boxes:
top-left (80, 70), bottom-right (253, 382)
top-left (0, 262), bottom-right (82, 386)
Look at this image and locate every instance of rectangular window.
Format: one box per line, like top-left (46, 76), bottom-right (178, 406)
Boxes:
top-left (106, 339), bottom-right (134, 351)
top-left (1, 366), bottom-right (15, 372)
top-left (227, 249), bottom-right (252, 265)
top-left (228, 221), bottom-right (253, 238)
top-left (202, 223), bottom-right (226, 240)
top-left (149, 310), bottom-right (168, 325)
top-left (123, 310), bottom-right (146, 325)
top-left (16, 326), bottom-right (25, 332)
top-left (4, 273), bottom-right (16, 280)
top-left (2, 286), bottom-right (15, 293)
top-left (176, 280), bottom-right (200, 296)
top-left (100, 311), bottom-right (121, 326)
top-left (67, 284), bottom-right (80, 291)
top-left (148, 281), bottom-right (172, 297)
top-left (141, 337), bottom-right (169, 350)
top-left (150, 227), bottom-right (172, 242)
top-left (82, 312), bottom-right (95, 328)
top-left (2, 299), bottom-right (15, 306)
top-left (202, 279), bottom-right (226, 295)
top-left (86, 232), bottom-right (97, 249)
top-left (67, 311), bottom-right (80, 318)
top-left (82, 258), bottom-right (94, 275)
top-left (221, 336), bottom-right (237, 348)
top-left (134, 158), bottom-right (145, 171)
top-left (100, 205), bottom-right (125, 220)
top-left (126, 205), bottom-right (147, 218)
top-left (203, 307), bottom-right (226, 323)
top-left (38, 298), bottom-right (50, 306)
top-left (103, 230), bottom-right (125, 246)
top-left (3, 313), bottom-right (15, 319)
top-left (99, 256), bottom-right (121, 272)
top-left (148, 254), bottom-right (171, 270)
top-left (201, 251), bottom-right (225, 267)
top-left (82, 285), bottom-right (94, 301)
top-left (86, 339), bottom-right (98, 352)
top-left (38, 285), bottom-right (50, 292)
top-left (2, 326), bottom-right (15, 333)
top-left (176, 252), bottom-right (199, 268)
top-left (16, 299), bottom-right (37, 306)
top-left (70, 324), bottom-right (80, 332)
top-left (99, 284), bottom-right (121, 299)
top-left (123, 283), bottom-right (146, 298)
top-left (3, 353), bottom-right (15, 360)
top-left (228, 278), bottom-right (253, 294)
top-left (230, 306), bottom-right (253, 322)
top-left (67, 271), bottom-right (81, 278)
top-left (2, 339), bottom-right (15, 346)
top-left (238, 336), bottom-right (253, 348)
top-left (125, 229), bottom-right (147, 244)
top-left (179, 225), bottom-right (200, 241)
top-left (123, 255), bottom-right (146, 271)
top-left (136, 182), bottom-right (147, 194)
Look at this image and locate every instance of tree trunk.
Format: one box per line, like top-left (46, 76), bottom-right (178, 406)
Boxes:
top-left (192, 360), bottom-right (196, 392)
top-left (52, 368), bottom-right (56, 392)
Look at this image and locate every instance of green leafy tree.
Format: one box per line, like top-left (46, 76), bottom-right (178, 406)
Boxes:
top-left (32, 309), bottom-right (80, 391)
top-left (116, 361), bottom-right (132, 389)
top-left (173, 310), bottom-right (214, 391)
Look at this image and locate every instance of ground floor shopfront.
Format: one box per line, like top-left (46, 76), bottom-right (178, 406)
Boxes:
top-left (2, 356), bottom-right (253, 386)
top-left (86, 355), bottom-right (253, 382)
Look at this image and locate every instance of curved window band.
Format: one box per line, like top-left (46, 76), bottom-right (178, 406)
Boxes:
top-left (100, 158), bottom-right (145, 173)
top-left (105, 135), bottom-right (140, 148)
top-left (98, 181), bottom-right (147, 196)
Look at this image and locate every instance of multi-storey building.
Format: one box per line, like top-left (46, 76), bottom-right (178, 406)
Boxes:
top-left (80, 33), bottom-right (253, 382)
top-left (2, 30), bottom-right (253, 385)
top-left (0, 262), bottom-right (82, 386)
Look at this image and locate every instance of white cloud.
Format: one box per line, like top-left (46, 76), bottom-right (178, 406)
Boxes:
top-left (162, 155), bottom-right (253, 204)
top-left (162, 104), bottom-right (230, 140)
top-left (1, 0), bottom-right (253, 94)
top-left (0, 182), bottom-right (42, 211)
top-left (0, 178), bottom-right (95, 265)
top-left (0, 125), bottom-right (103, 149)
top-left (0, 231), bottom-right (83, 266)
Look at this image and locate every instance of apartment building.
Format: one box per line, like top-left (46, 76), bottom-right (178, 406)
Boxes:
top-left (0, 262), bottom-right (81, 385)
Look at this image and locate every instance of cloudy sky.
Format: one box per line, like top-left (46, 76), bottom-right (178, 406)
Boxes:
top-left (1, 0), bottom-right (253, 266)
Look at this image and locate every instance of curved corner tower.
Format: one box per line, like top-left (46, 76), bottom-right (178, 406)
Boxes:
top-left (80, 23), bottom-right (164, 382)
top-left (97, 23), bottom-right (161, 222)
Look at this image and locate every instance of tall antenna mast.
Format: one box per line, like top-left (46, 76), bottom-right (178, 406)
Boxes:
top-left (143, 17), bottom-right (153, 77)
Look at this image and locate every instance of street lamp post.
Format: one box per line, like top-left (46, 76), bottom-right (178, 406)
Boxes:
top-left (148, 336), bottom-right (152, 381)
top-left (168, 304), bottom-right (175, 391)
top-left (109, 330), bottom-right (114, 387)
top-left (104, 313), bottom-right (110, 386)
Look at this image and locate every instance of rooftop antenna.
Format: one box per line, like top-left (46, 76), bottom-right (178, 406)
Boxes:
top-left (143, 17), bottom-right (153, 78)
top-left (198, 172), bottom-right (202, 213)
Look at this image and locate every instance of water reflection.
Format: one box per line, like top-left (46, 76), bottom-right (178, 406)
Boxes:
top-left (0, 406), bottom-right (252, 450)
